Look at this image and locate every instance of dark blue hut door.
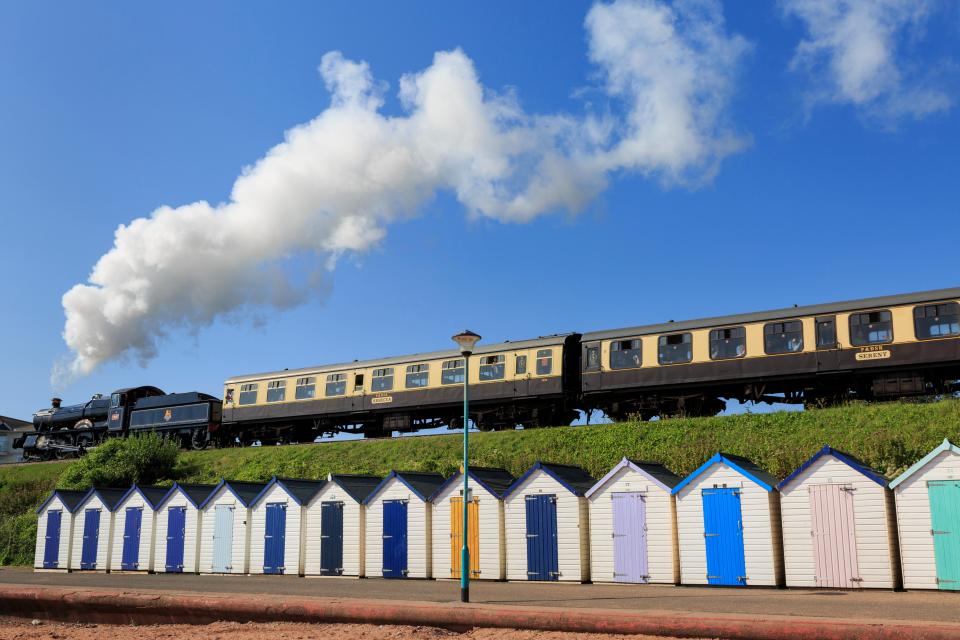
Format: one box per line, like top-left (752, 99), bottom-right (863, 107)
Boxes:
top-left (121, 507), bottom-right (143, 570)
top-left (165, 506), bottom-right (186, 573)
top-left (382, 500), bottom-right (408, 578)
top-left (702, 488), bottom-right (747, 586)
top-left (43, 510), bottom-right (62, 569)
top-left (525, 494), bottom-right (559, 581)
top-left (264, 503), bottom-right (287, 574)
top-left (320, 501), bottom-right (344, 576)
top-left (80, 509), bottom-right (101, 570)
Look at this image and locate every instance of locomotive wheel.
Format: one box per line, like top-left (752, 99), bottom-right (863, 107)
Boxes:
top-left (190, 429), bottom-right (209, 450)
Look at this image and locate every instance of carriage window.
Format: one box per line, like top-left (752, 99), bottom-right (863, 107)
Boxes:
top-left (325, 373), bottom-right (346, 397)
top-left (914, 303), bottom-right (960, 340)
top-left (536, 349), bottom-right (553, 375)
top-left (585, 346), bottom-right (600, 370)
top-left (372, 368), bottom-right (394, 392)
top-left (295, 377), bottom-right (316, 400)
top-left (479, 354), bottom-right (505, 380)
top-left (238, 383), bottom-right (258, 405)
top-left (764, 321), bottom-right (804, 354)
top-left (515, 355), bottom-right (527, 375)
top-left (849, 311), bottom-right (893, 346)
top-left (266, 380), bottom-right (286, 403)
top-left (710, 327), bottom-right (746, 360)
top-left (610, 339), bottom-right (642, 369)
top-left (405, 363), bottom-right (429, 388)
top-left (658, 333), bottom-right (692, 364)
top-left (441, 359), bottom-right (465, 385)
top-left (225, 389), bottom-right (234, 404)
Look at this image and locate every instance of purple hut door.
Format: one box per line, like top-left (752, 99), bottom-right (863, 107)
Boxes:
top-left (809, 484), bottom-right (860, 588)
top-left (612, 492), bottom-right (648, 583)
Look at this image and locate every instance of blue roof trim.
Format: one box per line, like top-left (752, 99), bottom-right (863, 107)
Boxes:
top-left (778, 446), bottom-right (888, 490)
top-left (35, 489), bottom-right (91, 515)
top-left (428, 470), bottom-right (498, 502)
top-left (250, 476), bottom-right (304, 507)
top-left (585, 457), bottom-right (672, 498)
top-left (363, 471), bottom-right (429, 504)
top-left (890, 439), bottom-right (960, 489)
top-left (671, 453), bottom-right (775, 495)
top-left (77, 487), bottom-right (127, 512)
top-left (198, 479), bottom-right (246, 509)
top-left (156, 483), bottom-right (199, 509)
top-left (502, 462), bottom-right (584, 498)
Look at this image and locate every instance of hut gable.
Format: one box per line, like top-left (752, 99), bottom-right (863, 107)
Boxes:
top-left (35, 489), bottom-right (88, 515)
top-left (327, 474), bottom-right (382, 504)
top-left (586, 458), bottom-right (680, 498)
top-left (778, 446), bottom-right (888, 490)
top-left (505, 462), bottom-right (597, 499)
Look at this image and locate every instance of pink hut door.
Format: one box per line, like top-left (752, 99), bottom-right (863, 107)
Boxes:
top-left (809, 484), bottom-right (860, 588)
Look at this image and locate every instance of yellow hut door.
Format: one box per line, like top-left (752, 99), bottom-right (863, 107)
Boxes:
top-left (450, 497), bottom-right (480, 579)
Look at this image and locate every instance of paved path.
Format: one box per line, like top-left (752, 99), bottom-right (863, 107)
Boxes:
top-left (3, 567), bottom-right (959, 625)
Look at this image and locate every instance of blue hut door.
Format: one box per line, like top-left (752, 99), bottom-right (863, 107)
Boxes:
top-left (263, 503), bottom-right (287, 574)
top-left (212, 504), bottom-right (234, 572)
top-left (702, 488), bottom-right (746, 586)
top-left (612, 492), bottom-right (648, 583)
top-left (43, 510), bottom-right (62, 569)
top-left (80, 509), bottom-right (100, 570)
top-left (121, 507), bottom-right (143, 570)
top-left (928, 480), bottom-right (960, 590)
top-left (165, 506), bottom-right (186, 573)
top-left (525, 494), bottom-right (559, 581)
top-left (320, 501), bottom-right (344, 576)
top-left (382, 500), bottom-right (408, 578)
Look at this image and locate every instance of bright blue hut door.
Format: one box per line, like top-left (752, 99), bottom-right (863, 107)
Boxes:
top-left (525, 494), bottom-right (559, 581)
top-left (702, 488), bottom-right (746, 586)
top-left (165, 506), bottom-right (186, 573)
top-left (320, 501), bottom-right (344, 576)
top-left (121, 507), bottom-right (143, 570)
top-left (382, 500), bottom-right (408, 578)
top-left (212, 504), bottom-right (234, 572)
top-left (80, 509), bottom-right (100, 570)
top-left (42, 510), bottom-right (62, 569)
top-left (263, 503), bottom-right (287, 574)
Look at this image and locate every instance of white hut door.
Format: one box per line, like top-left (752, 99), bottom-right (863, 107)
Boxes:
top-left (212, 505), bottom-right (235, 572)
top-left (809, 484), bottom-right (860, 588)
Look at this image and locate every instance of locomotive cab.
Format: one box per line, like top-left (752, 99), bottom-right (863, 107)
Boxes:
top-left (107, 386), bottom-right (165, 433)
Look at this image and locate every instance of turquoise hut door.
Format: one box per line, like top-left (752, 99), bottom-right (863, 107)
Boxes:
top-left (928, 480), bottom-right (960, 590)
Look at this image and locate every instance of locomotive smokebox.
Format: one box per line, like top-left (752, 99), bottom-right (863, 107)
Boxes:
top-left (51, 398), bottom-right (62, 409)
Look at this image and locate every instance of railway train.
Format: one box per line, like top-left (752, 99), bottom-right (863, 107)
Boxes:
top-left (16, 287), bottom-right (960, 459)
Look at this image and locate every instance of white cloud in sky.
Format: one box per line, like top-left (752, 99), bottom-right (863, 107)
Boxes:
top-left (782, 0), bottom-right (952, 121)
top-left (57, 0), bottom-right (751, 381)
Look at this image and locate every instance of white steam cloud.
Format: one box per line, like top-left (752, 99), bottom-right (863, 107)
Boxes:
top-left (58, 0), bottom-right (750, 381)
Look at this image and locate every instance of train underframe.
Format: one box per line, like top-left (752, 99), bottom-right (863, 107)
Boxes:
top-left (18, 424), bottom-right (211, 461)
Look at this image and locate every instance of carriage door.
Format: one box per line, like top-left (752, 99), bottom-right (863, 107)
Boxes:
top-left (525, 494), bottom-right (559, 581)
top-left (212, 504), bottom-right (235, 572)
top-left (263, 503), bottom-right (287, 574)
top-left (382, 500), bottom-right (408, 578)
top-left (702, 488), bottom-right (746, 586)
top-left (165, 507), bottom-right (186, 573)
top-left (121, 507), bottom-right (143, 570)
top-left (43, 510), bottom-right (62, 569)
top-left (928, 480), bottom-right (960, 590)
top-left (450, 496), bottom-right (479, 579)
top-left (80, 509), bottom-right (101, 570)
top-left (320, 501), bottom-right (344, 576)
top-left (816, 316), bottom-right (839, 372)
top-left (612, 492), bottom-right (648, 583)
top-left (809, 484), bottom-right (860, 588)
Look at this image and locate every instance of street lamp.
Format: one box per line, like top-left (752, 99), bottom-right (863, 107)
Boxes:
top-left (452, 329), bottom-right (480, 603)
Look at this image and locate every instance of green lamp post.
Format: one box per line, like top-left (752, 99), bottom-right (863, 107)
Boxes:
top-left (452, 329), bottom-right (481, 603)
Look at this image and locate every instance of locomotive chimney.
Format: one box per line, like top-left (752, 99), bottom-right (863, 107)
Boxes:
top-left (51, 397), bottom-right (62, 409)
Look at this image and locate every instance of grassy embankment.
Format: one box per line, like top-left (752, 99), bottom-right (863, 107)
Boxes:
top-left (2, 399), bottom-right (959, 565)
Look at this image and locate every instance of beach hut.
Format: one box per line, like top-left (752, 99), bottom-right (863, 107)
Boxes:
top-left (197, 480), bottom-right (267, 575)
top-left (502, 462), bottom-right (595, 583)
top-left (68, 487), bottom-right (127, 571)
top-left (586, 458), bottom-right (681, 584)
top-left (248, 477), bottom-right (325, 576)
top-left (363, 471), bottom-right (446, 579)
top-left (890, 439), bottom-right (960, 590)
top-left (109, 485), bottom-right (170, 572)
top-left (34, 489), bottom-right (88, 571)
top-left (304, 474), bottom-right (381, 577)
top-left (153, 483), bottom-right (216, 574)
top-left (778, 446), bottom-right (900, 590)
top-left (430, 467), bottom-right (515, 582)
top-left (673, 453), bottom-right (784, 587)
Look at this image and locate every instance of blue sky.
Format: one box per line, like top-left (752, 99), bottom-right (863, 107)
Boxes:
top-left (0, 0), bottom-right (958, 422)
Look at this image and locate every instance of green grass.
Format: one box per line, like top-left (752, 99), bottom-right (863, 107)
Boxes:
top-left (3, 398), bottom-right (960, 566)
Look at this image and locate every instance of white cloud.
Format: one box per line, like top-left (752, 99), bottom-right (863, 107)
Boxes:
top-left (58, 0), bottom-right (751, 381)
top-left (782, 0), bottom-right (951, 121)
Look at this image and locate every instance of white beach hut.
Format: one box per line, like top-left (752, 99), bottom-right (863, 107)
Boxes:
top-left (430, 467), bottom-right (515, 582)
top-left (68, 487), bottom-right (127, 572)
top-left (34, 489), bottom-right (88, 571)
top-left (197, 480), bottom-right (266, 575)
top-left (248, 477), bottom-right (325, 576)
top-left (303, 474), bottom-right (381, 577)
top-left (502, 462), bottom-right (595, 583)
top-left (778, 446), bottom-right (900, 590)
top-left (673, 453), bottom-right (784, 587)
top-left (586, 458), bottom-right (681, 584)
top-left (363, 471), bottom-right (446, 579)
top-left (890, 439), bottom-right (960, 591)
top-left (109, 485), bottom-right (170, 572)
top-left (153, 483), bottom-right (217, 574)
